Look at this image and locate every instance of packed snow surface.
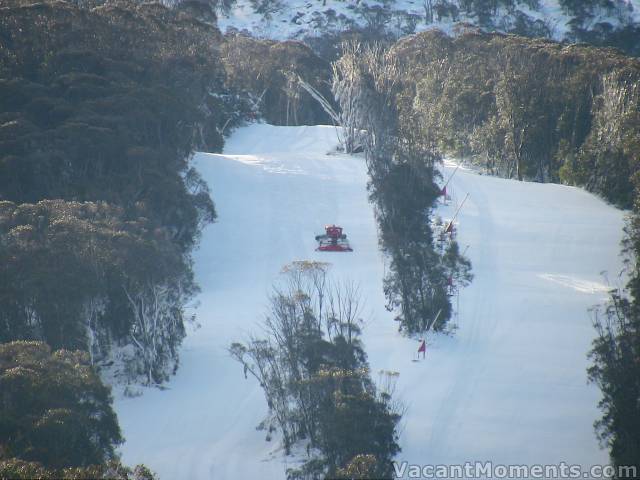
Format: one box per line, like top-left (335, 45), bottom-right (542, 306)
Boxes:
top-left (114, 124), bottom-right (625, 479)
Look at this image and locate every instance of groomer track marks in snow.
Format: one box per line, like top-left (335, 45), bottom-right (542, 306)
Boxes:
top-left (114, 124), bottom-right (624, 479)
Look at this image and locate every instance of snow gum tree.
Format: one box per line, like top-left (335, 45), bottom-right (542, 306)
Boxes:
top-left (0, 341), bottom-right (157, 479)
top-left (230, 261), bottom-right (401, 479)
top-left (571, 70), bottom-right (640, 206)
top-left (0, 341), bottom-right (122, 468)
top-left (0, 200), bottom-right (193, 385)
top-left (0, 0), bottom-right (242, 385)
top-left (394, 30), bottom-right (640, 208)
top-left (331, 41), bottom-right (472, 334)
top-left (588, 292), bottom-right (640, 475)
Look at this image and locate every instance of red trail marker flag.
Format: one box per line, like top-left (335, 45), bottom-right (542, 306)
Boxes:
top-left (417, 339), bottom-right (426, 359)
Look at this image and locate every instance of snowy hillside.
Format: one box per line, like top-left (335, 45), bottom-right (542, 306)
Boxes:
top-left (114, 124), bottom-right (624, 478)
top-left (217, 0), bottom-right (640, 41)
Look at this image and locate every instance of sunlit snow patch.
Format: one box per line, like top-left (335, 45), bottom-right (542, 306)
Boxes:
top-left (538, 273), bottom-right (612, 294)
top-left (211, 153), bottom-right (307, 176)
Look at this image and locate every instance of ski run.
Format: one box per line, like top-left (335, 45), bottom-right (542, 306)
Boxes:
top-left (114, 124), bottom-right (625, 479)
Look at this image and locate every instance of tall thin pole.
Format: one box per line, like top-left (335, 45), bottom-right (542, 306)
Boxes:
top-left (444, 193), bottom-right (470, 234)
top-left (442, 162), bottom-right (461, 191)
top-left (456, 287), bottom-right (460, 328)
top-left (425, 308), bottom-right (443, 335)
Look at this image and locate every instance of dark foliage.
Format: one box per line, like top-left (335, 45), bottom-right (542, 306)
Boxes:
top-left (221, 33), bottom-right (332, 125)
top-left (588, 291), bottom-right (640, 476)
top-left (0, 341), bottom-right (122, 468)
top-left (0, 0), bottom-right (221, 239)
top-left (0, 458), bottom-right (156, 480)
top-left (0, 0), bottom-right (232, 384)
top-left (0, 200), bottom-right (192, 384)
top-left (391, 30), bottom-right (640, 208)
top-left (331, 42), bottom-right (472, 334)
top-left (0, 341), bottom-right (157, 478)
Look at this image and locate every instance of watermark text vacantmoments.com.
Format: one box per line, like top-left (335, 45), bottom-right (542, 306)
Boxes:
top-left (393, 461), bottom-right (638, 479)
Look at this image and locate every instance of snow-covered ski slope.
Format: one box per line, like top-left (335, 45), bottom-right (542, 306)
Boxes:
top-left (115, 124), bottom-right (625, 479)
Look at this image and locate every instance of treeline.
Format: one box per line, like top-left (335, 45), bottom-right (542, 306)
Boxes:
top-left (221, 34), bottom-right (331, 125)
top-left (0, 200), bottom-right (193, 384)
top-left (208, 0), bottom-right (640, 57)
top-left (329, 42), bottom-right (472, 334)
top-left (0, 0), bottom-right (227, 386)
top-left (391, 30), bottom-right (640, 208)
top-left (0, 0), bottom-right (233, 475)
top-left (231, 262), bottom-right (401, 480)
top-left (557, 0), bottom-right (640, 56)
top-left (424, 0), bottom-right (640, 55)
top-left (0, 341), bottom-right (156, 479)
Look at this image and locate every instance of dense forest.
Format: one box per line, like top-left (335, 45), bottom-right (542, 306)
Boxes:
top-left (391, 30), bottom-right (640, 207)
top-left (0, 0), bottom-right (226, 475)
top-left (0, 0), bottom-right (225, 387)
top-left (0, 341), bottom-right (156, 479)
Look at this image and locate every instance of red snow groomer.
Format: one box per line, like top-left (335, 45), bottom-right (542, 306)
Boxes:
top-left (315, 225), bottom-right (353, 252)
